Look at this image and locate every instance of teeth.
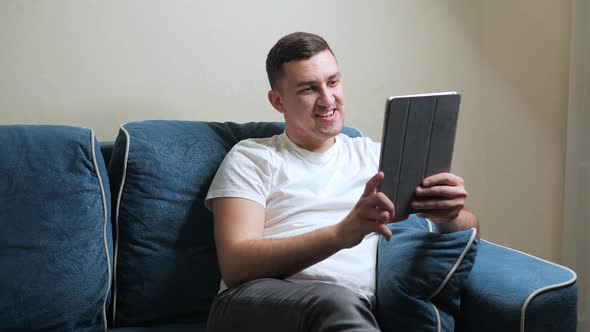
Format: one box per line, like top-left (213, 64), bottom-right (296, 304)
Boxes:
top-left (318, 110), bottom-right (334, 117)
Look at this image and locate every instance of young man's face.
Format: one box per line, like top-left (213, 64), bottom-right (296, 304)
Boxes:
top-left (268, 50), bottom-right (345, 153)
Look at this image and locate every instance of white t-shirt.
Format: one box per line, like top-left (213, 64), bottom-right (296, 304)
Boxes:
top-left (205, 132), bottom-right (381, 304)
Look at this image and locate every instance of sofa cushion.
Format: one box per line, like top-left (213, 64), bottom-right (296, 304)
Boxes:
top-left (107, 120), bottom-right (360, 326)
top-left (0, 125), bottom-right (112, 332)
top-left (376, 215), bottom-right (479, 331)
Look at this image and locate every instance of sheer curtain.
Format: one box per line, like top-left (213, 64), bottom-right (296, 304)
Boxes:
top-left (562, 0), bottom-right (589, 331)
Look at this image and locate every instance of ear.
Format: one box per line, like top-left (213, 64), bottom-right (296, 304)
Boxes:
top-left (268, 90), bottom-right (286, 114)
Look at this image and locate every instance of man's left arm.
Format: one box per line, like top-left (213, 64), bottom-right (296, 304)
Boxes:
top-left (431, 208), bottom-right (480, 237)
top-left (410, 173), bottom-right (481, 238)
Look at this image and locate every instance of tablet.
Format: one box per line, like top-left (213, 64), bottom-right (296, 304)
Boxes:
top-left (378, 92), bottom-right (461, 216)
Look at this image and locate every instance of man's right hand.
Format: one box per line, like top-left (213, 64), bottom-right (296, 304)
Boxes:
top-left (336, 172), bottom-right (407, 248)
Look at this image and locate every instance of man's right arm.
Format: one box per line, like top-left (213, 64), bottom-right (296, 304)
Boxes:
top-left (211, 172), bottom-right (396, 289)
top-left (212, 197), bottom-right (344, 288)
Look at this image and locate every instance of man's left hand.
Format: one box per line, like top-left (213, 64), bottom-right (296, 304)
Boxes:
top-left (412, 172), bottom-right (467, 223)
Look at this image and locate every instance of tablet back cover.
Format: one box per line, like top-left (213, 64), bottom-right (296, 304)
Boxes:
top-left (378, 93), bottom-right (460, 216)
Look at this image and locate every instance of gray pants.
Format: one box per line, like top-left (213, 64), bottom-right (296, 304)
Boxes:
top-left (206, 278), bottom-right (381, 332)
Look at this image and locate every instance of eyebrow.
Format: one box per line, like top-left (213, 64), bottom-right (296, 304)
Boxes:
top-left (295, 73), bottom-right (341, 88)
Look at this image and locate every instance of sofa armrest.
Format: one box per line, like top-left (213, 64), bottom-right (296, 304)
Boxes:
top-left (457, 240), bottom-right (577, 332)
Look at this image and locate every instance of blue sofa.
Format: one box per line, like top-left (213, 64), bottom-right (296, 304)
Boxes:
top-left (0, 121), bottom-right (578, 331)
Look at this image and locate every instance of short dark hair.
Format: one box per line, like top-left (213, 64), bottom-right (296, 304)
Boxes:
top-left (265, 32), bottom-right (335, 90)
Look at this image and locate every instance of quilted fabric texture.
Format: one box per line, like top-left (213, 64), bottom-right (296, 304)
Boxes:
top-left (108, 120), bottom-right (361, 326)
top-left (0, 125), bottom-right (112, 332)
top-left (376, 215), bottom-right (479, 332)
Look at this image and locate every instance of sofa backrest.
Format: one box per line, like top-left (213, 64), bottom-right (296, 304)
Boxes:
top-left (104, 120), bottom-right (360, 327)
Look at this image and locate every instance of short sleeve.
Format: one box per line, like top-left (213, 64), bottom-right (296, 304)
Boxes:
top-left (204, 140), bottom-right (272, 210)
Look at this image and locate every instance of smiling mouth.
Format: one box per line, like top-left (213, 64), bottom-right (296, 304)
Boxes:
top-left (316, 110), bottom-right (336, 118)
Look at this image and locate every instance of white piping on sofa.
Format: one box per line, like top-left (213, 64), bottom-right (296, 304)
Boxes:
top-left (111, 124), bottom-right (131, 325)
top-left (426, 218), bottom-right (434, 233)
top-left (430, 303), bottom-right (442, 332)
top-left (91, 130), bottom-right (111, 332)
top-left (427, 227), bottom-right (477, 332)
top-left (480, 240), bottom-right (578, 332)
top-left (421, 218), bottom-right (478, 331)
top-left (428, 228), bottom-right (478, 301)
top-left (424, 217), bottom-right (441, 331)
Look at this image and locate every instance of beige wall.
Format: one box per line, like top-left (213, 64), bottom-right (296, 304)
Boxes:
top-left (0, 1), bottom-right (571, 262)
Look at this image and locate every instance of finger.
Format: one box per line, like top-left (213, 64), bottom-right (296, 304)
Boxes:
top-left (422, 173), bottom-right (464, 187)
top-left (362, 172), bottom-right (385, 197)
top-left (364, 192), bottom-right (395, 215)
top-left (415, 185), bottom-right (467, 199)
top-left (412, 198), bottom-right (464, 210)
top-left (362, 218), bottom-right (391, 238)
top-left (366, 210), bottom-right (391, 224)
top-left (373, 223), bottom-right (392, 241)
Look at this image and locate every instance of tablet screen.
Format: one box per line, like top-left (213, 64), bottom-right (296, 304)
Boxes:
top-left (378, 92), bottom-right (461, 216)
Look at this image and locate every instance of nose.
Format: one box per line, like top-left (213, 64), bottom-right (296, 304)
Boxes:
top-left (317, 86), bottom-right (335, 108)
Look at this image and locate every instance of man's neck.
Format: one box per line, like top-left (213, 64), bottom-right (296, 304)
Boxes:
top-left (284, 131), bottom-right (336, 154)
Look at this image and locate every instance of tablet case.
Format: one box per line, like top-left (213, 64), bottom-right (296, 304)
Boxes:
top-left (378, 92), bottom-right (461, 216)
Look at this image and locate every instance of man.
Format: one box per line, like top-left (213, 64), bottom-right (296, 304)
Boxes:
top-left (205, 32), bottom-right (479, 331)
